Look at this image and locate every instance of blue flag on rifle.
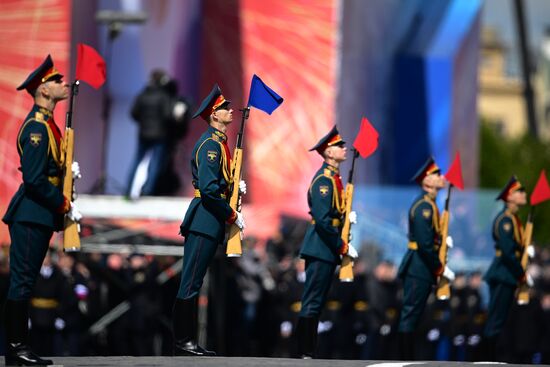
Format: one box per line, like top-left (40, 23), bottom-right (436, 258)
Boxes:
top-left (247, 74), bottom-right (283, 114)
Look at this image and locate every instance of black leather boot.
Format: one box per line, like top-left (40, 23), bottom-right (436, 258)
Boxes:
top-left (189, 296), bottom-right (216, 356)
top-left (296, 316), bottom-right (318, 359)
top-left (173, 297), bottom-right (216, 357)
top-left (5, 343), bottom-right (53, 366)
top-left (4, 299), bottom-right (53, 366)
top-left (399, 331), bottom-right (415, 360)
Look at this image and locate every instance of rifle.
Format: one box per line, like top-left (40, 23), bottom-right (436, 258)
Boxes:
top-left (339, 149), bottom-right (359, 282)
top-left (62, 81), bottom-right (81, 252)
top-left (226, 107), bottom-right (250, 257)
top-left (436, 185), bottom-right (452, 300)
top-left (517, 208), bottom-right (534, 305)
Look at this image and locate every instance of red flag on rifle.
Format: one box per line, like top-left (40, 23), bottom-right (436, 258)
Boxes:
top-left (444, 152), bottom-right (464, 190)
top-left (353, 117), bottom-right (379, 158)
top-left (531, 169), bottom-right (550, 206)
top-left (76, 43), bottom-right (106, 89)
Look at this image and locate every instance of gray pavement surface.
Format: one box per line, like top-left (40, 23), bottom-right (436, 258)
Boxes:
top-left (3, 357), bottom-right (546, 367)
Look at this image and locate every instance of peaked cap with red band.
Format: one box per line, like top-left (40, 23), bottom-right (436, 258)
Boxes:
top-left (17, 55), bottom-right (63, 94)
top-left (411, 156), bottom-right (441, 185)
top-left (496, 175), bottom-right (524, 201)
top-left (309, 125), bottom-right (345, 155)
top-left (192, 83), bottom-right (231, 121)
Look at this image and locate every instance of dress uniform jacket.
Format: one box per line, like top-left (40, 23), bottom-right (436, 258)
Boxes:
top-left (3, 105), bottom-right (65, 230)
top-left (180, 126), bottom-right (234, 242)
top-left (398, 192), bottom-right (442, 283)
top-left (299, 162), bottom-right (346, 263)
top-left (484, 208), bottom-right (524, 287)
top-left (483, 207), bottom-right (526, 340)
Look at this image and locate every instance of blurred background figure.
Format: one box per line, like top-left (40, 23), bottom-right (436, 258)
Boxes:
top-left (54, 252), bottom-right (90, 357)
top-left (276, 258), bottom-right (306, 358)
top-left (364, 259), bottom-right (401, 360)
top-left (464, 271), bottom-right (486, 361)
top-left (126, 69), bottom-right (190, 200)
top-left (29, 250), bottom-right (67, 357)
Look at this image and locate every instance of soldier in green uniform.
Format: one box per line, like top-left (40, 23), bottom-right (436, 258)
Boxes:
top-left (397, 157), bottom-right (455, 360)
top-left (295, 126), bottom-right (358, 359)
top-left (172, 84), bottom-right (245, 356)
top-left (2, 55), bottom-right (82, 366)
top-left (483, 176), bottom-right (533, 360)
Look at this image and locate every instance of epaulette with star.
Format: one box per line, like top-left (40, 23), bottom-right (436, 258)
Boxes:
top-left (34, 111), bottom-right (45, 123)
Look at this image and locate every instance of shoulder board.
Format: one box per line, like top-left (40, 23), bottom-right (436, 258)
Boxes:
top-left (199, 136), bottom-right (220, 148)
top-left (323, 168), bottom-right (332, 177)
top-left (410, 198), bottom-right (431, 219)
top-left (421, 195), bottom-right (438, 211)
top-left (34, 111), bottom-right (46, 123)
top-left (495, 211), bottom-right (513, 226)
top-left (309, 173), bottom-right (332, 193)
top-left (196, 137), bottom-right (220, 155)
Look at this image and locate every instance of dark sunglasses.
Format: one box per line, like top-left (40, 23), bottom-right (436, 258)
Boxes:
top-left (216, 101), bottom-right (231, 111)
top-left (47, 78), bottom-right (64, 84)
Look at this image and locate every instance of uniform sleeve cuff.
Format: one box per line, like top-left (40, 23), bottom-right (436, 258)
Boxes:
top-left (339, 240), bottom-right (348, 255)
top-left (435, 265), bottom-right (444, 277)
top-left (56, 197), bottom-right (70, 214)
top-left (227, 210), bottom-right (237, 224)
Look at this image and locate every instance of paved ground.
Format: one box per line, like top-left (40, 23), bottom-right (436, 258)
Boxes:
top-left (8, 357), bottom-right (546, 367)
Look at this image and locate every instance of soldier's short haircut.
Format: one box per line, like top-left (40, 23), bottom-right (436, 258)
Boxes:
top-left (322, 145), bottom-right (335, 159)
top-left (31, 83), bottom-right (47, 98)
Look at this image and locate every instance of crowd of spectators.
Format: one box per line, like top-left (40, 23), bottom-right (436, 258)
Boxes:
top-left (1, 219), bottom-right (550, 363)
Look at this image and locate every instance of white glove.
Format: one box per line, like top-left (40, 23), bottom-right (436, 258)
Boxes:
top-left (347, 243), bottom-right (358, 259)
top-left (67, 202), bottom-right (82, 222)
top-left (349, 211), bottom-right (357, 225)
top-left (443, 265), bottom-right (455, 282)
top-left (54, 317), bottom-right (65, 330)
top-left (427, 328), bottom-right (441, 342)
top-left (71, 161), bottom-right (82, 180)
top-left (234, 212), bottom-right (246, 230)
top-left (527, 245), bottom-right (535, 259)
top-left (526, 273), bottom-right (534, 287)
top-left (280, 321), bottom-right (292, 338)
top-left (239, 180), bottom-right (247, 195)
top-left (468, 334), bottom-right (481, 346)
top-left (446, 236), bottom-right (453, 249)
top-left (172, 101), bottom-right (188, 121)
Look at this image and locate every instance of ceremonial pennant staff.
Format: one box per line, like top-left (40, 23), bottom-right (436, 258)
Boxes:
top-left (339, 117), bottom-right (379, 282)
top-left (436, 152), bottom-right (464, 300)
top-left (517, 169), bottom-right (550, 304)
top-left (226, 74), bottom-right (283, 257)
top-left (63, 43), bottom-right (106, 252)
